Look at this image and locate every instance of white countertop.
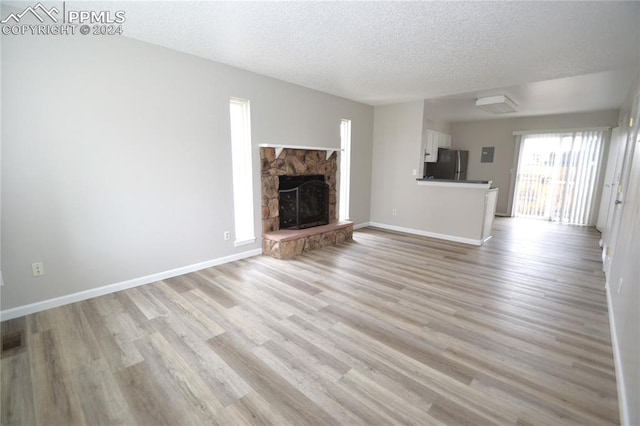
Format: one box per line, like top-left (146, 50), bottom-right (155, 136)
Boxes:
top-left (416, 179), bottom-right (492, 189)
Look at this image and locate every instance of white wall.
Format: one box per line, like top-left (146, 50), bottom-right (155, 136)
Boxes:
top-left (1, 34), bottom-right (373, 313)
top-left (0, 29), bottom-right (3, 289)
top-left (450, 110), bottom-right (620, 214)
top-left (606, 73), bottom-right (640, 426)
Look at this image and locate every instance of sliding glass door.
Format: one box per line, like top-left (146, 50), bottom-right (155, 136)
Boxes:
top-left (513, 130), bottom-right (605, 225)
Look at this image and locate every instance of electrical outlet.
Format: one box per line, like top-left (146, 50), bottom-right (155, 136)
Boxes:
top-left (412, 169), bottom-right (417, 176)
top-left (392, 208), bottom-right (397, 216)
top-left (224, 231), bottom-right (231, 241)
top-left (32, 262), bottom-right (44, 277)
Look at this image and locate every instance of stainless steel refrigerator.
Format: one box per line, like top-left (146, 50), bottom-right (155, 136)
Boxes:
top-left (424, 148), bottom-right (469, 180)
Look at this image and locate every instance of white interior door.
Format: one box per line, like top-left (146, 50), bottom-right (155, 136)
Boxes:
top-left (597, 127), bottom-right (622, 232)
top-left (605, 91), bottom-right (639, 280)
top-left (599, 127), bottom-right (625, 267)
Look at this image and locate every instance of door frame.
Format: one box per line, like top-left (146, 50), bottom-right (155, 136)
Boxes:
top-left (604, 90), bottom-right (640, 280)
top-left (509, 130), bottom-right (608, 224)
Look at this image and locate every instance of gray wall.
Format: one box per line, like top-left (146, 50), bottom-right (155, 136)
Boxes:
top-left (370, 101), bottom-right (424, 225)
top-left (370, 102), bottom-right (487, 241)
top-left (1, 35), bottom-right (373, 311)
top-left (450, 110), bottom-right (620, 214)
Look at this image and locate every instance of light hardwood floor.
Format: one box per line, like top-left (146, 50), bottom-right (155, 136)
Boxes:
top-left (1, 218), bottom-right (619, 425)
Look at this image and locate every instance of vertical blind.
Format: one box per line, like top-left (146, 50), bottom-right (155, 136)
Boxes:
top-left (513, 130), bottom-right (605, 225)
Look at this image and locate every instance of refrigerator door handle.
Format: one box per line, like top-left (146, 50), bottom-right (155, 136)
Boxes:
top-left (456, 153), bottom-right (461, 180)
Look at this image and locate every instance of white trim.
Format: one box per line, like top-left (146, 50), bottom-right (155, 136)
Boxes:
top-left (507, 135), bottom-right (522, 217)
top-left (606, 283), bottom-right (629, 426)
top-left (353, 222), bottom-right (371, 230)
top-left (512, 126), bottom-right (611, 136)
top-left (258, 144), bottom-right (343, 160)
top-left (0, 248), bottom-right (262, 322)
top-left (368, 222), bottom-right (483, 246)
top-left (234, 238), bottom-right (256, 247)
top-left (417, 180), bottom-right (491, 189)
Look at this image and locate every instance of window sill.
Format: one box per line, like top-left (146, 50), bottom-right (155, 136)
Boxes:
top-left (234, 238), bottom-right (256, 247)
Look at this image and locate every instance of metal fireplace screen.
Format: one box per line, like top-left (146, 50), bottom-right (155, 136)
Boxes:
top-left (279, 175), bottom-right (329, 230)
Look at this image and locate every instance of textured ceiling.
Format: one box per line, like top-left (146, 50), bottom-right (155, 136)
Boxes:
top-left (111, 1), bottom-right (640, 106)
top-left (5, 1), bottom-right (639, 117)
top-left (426, 68), bottom-right (638, 122)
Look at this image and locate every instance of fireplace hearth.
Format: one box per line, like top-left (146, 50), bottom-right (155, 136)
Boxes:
top-left (279, 175), bottom-right (329, 230)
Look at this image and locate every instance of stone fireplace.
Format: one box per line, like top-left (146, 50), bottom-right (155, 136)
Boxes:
top-left (260, 146), bottom-right (353, 259)
top-left (260, 147), bottom-right (338, 233)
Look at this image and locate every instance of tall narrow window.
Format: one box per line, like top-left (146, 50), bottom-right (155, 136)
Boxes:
top-left (339, 119), bottom-right (352, 221)
top-left (229, 98), bottom-right (255, 246)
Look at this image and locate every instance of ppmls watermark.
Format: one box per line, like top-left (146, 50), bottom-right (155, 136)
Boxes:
top-left (1, 2), bottom-right (126, 36)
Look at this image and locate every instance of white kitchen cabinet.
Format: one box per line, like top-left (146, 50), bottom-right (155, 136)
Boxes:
top-left (422, 130), bottom-right (452, 163)
top-left (482, 188), bottom-right (499, 242)
top-left (418, 129), bottom-right (453, 177)
top-left (422, 131), bottom-right (438, 163)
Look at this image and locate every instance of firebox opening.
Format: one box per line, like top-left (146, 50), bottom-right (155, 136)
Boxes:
top-left (279, 175), bottom-right (329, 230)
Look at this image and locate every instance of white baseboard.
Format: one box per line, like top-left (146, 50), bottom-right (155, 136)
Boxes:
top-left (353, 222), bottom-right (371, 230)
top-left (367, 222), bottom-right (483, 246)
top-left (605, 283), bottom-right (629, 426)
top-left (0, 248), bottom-right (262, 322)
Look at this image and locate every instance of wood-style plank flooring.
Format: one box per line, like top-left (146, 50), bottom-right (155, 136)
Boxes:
top-left (1, 218), bottom-right (619, 425)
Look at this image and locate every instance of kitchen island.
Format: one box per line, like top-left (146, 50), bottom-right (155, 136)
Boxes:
top-left (417, 178), bottom-right (492, 188)
top-left (370, 178), bottom-right (498, 246)
top-left (415, 178), bottom-right (498, 244)
top-left (413, 178), bottom-right (497, 244)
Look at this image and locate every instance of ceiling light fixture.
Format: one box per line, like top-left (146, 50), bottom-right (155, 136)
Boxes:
top-left (475, 95), bottom-right (518, 114)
